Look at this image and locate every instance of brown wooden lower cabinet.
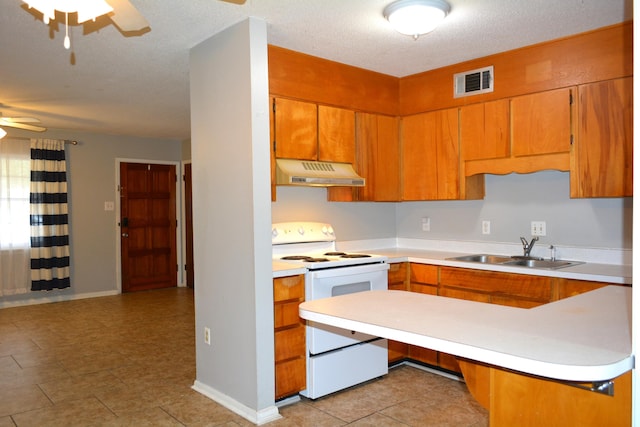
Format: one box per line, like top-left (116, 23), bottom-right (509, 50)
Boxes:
top-left (274, 275), bottom-right (306, 400)
top-left (387, 262), bottom-right (409, 363)
top-left (459, 359), bottom-right (631, 426)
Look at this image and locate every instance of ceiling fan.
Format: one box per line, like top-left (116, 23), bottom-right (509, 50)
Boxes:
top-left (0, 115), bottom-right (46, 133)
top-left (22, 0), bottom-right (246, 34)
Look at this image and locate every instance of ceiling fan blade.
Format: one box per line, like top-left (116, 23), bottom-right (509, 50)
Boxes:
top-left (0, 119), bottom-right (46, 132)
top-left (107, 0), bottom-right (150, 32)
top-left (219, 0), bottom-right (246, 4)
top-left (1, 117), bottom-right (41, 124)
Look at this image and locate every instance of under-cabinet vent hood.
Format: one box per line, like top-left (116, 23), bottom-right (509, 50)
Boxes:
top-left (276, 159), bottom-right (365, 187)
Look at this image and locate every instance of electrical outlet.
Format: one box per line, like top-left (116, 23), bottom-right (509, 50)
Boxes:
top-left (421, 217), bottom-right (430, 232)
top-left (482, 220), bottom-right (491, 235)
top-left (531, 221), bottom-right (547, 236)
top-left (204, 327), bottom-right (211, 345)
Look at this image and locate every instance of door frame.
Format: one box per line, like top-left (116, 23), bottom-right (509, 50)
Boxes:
top-left (115, 158), bottom-right (183, 293)
top-left (180, 160), bottom-right (192, 288)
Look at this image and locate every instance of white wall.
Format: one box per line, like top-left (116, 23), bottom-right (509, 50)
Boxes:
top-left (190, 18), bottom-right (276, 423)
top-left (397, 171), bottom-right (631, 249)
top-left (272, 186), bottom-right (397, 240)
top-left (272, 171), bottom-right (631, 251)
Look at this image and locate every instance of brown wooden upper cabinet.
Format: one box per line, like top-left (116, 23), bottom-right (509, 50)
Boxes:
top-left (272, 97), bottom-right (355, 163)
top-left (462, 87), bottom-right (574, 178)
top-left (402, 108), bottom-right (460, 201)
top-left (460, 99), bottom-right (510, 162)
top-left (511, 87), bottom-right (573, 157)
top-left (571, 77), bottom-right (633, 198)
top-left (345, 112), bottom-right (401, 202)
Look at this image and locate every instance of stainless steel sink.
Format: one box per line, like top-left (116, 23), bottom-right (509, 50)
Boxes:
top-left (446, 254), bottom-right (583, 270)
top-left (502, 259), bottom-right (582, 269)
top-left (448, 254), bottom-right (512, 264)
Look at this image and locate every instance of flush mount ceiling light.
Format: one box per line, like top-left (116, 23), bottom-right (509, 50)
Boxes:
top-left (384, 0), bottom-right (450, 40)
top-left (22, 0), bottom-right (114, 49)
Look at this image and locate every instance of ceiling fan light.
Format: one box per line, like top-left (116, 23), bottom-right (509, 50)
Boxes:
top-left (0, 128), bottom-right (6, 139)
top-left (76, 0), bottom-right (114, 23)
top-left (384, 0), bottom-right (450, 39)
top-left (22, 0), bottom-right (56, 24)
top-left (22, 0), bottom-right (114, 24)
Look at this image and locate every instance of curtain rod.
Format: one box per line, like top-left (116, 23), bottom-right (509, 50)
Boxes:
top-left (3, 137), bottom-right (78, 145)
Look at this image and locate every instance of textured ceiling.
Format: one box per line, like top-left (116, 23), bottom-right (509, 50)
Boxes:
top-left (0, 0), bottom-right (632, 140)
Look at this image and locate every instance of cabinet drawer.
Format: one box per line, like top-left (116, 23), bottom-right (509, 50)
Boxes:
top-left (275, 326), bottom-right (305, 362)
top-left (275, 300), bottom-right (302, 329)
top-left (410, 263), bottom-right (438, 285)
top-left (275, 357), bottom-right (306, 399)
top-left (440, 287), bottom-right (491, 303)
top-left (440, 267), bottom-right (552, 302)
top-left (409, 282), bottom-right (438, 295)
top-left (274, 275), bottom-right (304, 302)
top-left (388, 262), bottom-right (408, 284)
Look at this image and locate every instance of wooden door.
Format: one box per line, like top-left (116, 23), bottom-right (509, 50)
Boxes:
top-left (184, 163), bottom-right (194, 288)
top-left (120, 162), bottom-right (177, 292)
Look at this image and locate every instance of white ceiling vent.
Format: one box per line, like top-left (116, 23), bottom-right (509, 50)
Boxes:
top-left (454, 66), bottom-right (494, 98)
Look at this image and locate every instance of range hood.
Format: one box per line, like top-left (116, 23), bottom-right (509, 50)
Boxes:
top-left (276, 159), bottom-right (365, 187)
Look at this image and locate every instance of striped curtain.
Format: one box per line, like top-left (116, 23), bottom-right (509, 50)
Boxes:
top-left (30, 139), bottom-right (71, 291)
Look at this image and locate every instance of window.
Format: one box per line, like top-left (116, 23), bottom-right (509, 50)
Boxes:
top-left (0, 139), bottom-right (30, 248)
top-left (0, 138), bottom-right (31, 296)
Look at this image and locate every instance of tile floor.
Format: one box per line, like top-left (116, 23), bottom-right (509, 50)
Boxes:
top-left (0, 288), bottom-right (487, 426)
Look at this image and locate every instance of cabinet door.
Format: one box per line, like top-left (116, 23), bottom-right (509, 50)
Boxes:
top-left (273, 275), bottom-right (306, 399)
top-left (318, 105), bottom-right (355, 163)
top-left (387, 263), bottom-right (408, 363)
top-left (273, 98), bottom-right (317, 160)
top-left (407, 263), bottom-right (438, 365)
top-left (460, 99), bottom-right (510, 161)
top-left (374, 115), bottom-right (401, 201)
top-left (572, 77), bottom-right (632, 198)
top-left (402, 109), bottom-right (459, 200)
top-left (511, 88), bottom-right (572, 157)
top-left (439, 267), bottom-right (553, 306)
top-left (353, 113), bottom-right (400, 202)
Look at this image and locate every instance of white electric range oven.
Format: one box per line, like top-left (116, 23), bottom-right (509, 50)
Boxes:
top-left (272, 222), bottom-right (389, 399)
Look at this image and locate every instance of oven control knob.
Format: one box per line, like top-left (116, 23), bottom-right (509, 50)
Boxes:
top-left (327, 226), bottom-right (334, 236)
top-left (272, 228), bottom-right (278, 238)
top-left (322, 226), bottom-right (328, 234)
top-left (297, 226), bottom-right (305, 235)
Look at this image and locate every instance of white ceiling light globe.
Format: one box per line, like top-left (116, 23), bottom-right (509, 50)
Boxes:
top-left (384, 0), bottom-right (450, 39)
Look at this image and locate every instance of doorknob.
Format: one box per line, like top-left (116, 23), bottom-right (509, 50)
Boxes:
top-left (122, 233), bottom-right (129, 237)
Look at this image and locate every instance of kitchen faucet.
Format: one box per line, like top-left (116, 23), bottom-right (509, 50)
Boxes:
top-left (520, 236), bottom-right (539, 257)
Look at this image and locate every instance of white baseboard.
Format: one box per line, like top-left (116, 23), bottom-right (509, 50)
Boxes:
top-left (0, 289), bottom-right (120, 309)
top-left (192, 380), bottom-right (281, 425)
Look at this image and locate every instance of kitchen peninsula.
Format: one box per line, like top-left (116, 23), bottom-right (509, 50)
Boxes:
top-left (299, 286), bottom-right (632, 426)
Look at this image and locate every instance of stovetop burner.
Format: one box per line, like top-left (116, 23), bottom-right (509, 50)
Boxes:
top-left (281, 255), bottom-right (331, 263)
top-left (323, 251), bottom-right (371, 258)
top-left (340, 254), bottom-right (372, 259)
